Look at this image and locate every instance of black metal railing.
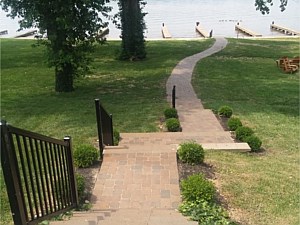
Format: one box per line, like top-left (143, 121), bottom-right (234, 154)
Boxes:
top-left (1, 121), bottom-right (78, 225)
top-left (172, 85), bottom-right (176, 108)
top-left (95, 99), bottom-right (114, 159)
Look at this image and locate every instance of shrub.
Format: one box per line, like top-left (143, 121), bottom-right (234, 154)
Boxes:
top-left (76, 173), bottom-right (86, 203)
top-left (235, 126), bottom-right (254, 141)
top-left (74, 144), bottom-right (98, 168)
top-left (166, 118), bottom-right (181, 132)
top-left (178, 141), bottom-right (204, 164)
top-left (227, 117), bottom-right (242, 131)
top-left (180, 174), bottom-right (216, 202)
top-left (245, 135), bottom-right (262, 152)
top-left (164, 108), bottom-right (178, 119)
top-left (113, 129), bottom-right (120, 146)
top-left (179, 199), bottom-right (235, 225)
top-left (218, 105), bottom-right (233, 118)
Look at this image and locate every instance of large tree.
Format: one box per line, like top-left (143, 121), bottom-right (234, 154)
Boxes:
top-left (255, 0), bottom-right (288, 14)
top-left (117, 0), bottom-right (146, 60)
top-left (1, 0), bottom-right (110, 92)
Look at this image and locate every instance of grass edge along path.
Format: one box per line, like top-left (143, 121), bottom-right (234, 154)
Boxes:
top-left (192, 38), bottom-right (300, 225)
top-left (0, 38), bottom-right (214, 225)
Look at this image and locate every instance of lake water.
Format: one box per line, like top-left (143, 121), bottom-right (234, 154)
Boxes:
top-left (1, 0), bottom-right (299, 38)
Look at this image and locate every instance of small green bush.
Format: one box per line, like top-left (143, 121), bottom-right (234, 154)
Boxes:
top-left (113, 129), bottom-right (120, 146)
top-left (218, 105), bottom-right (233, 118)
top-left (180, 174), bottom-right (216, 202)
top-left (227, 117), bottom-right (242, 131)
top-left (235, 126), bottom-right (254, 141)
top-left (164, 108), bottom-right (178, 119)
top-left (245, 135), bottom-right (262, 152)
top-left (179, 199), bottom-right (235, 225)
top-left (76, 173), bottom-right (86, 203)
top-left (166, 118), bottom-right (181, 132)
top-left (178, 141), bottom-right (204, 164)
top-left (74, 144), bottom-right (98, 168)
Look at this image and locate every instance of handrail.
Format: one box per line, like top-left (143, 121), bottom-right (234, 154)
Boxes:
top-left (1, 121), bottom-right (78, 225)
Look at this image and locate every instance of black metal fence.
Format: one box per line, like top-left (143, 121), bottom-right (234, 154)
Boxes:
top-left (1, 121), bottom-right (78, 225)
top-left (95, 99), bottom-right (114, 159)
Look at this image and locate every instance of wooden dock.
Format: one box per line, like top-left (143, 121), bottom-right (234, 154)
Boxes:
top-left (97, 27), bottom-right (109, 38)
top-left (14, 29), bottom-right (38, 38)
top-left (235, 23), bottom-right (262, 37)
top-left (0, 30), bottom-right (8, 36)
top-left (270, 23), bottom-right (300, 36)
top-left (161, 24), bottom-right (171, 38)
top-left (195, 22), bottom-right (209, 38)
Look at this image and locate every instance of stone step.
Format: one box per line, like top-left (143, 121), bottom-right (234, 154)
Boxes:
top-left (49, 210), bottom-right (115, 225)
top-left (104, 142), bottom-right (250, 154)
top-left (118, 132), bottom-right (234, 146)
top-left (202, 142), bottom-right (250, 152)
top-left (177, 109), bottom-right (225, 132)
top-left (97, 209), bottom-right (198, 225)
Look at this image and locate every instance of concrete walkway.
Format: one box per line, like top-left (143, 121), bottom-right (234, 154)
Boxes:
top-left (50, 38), bottom-right (249, 225)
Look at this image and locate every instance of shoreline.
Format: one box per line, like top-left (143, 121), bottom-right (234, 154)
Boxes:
top-left (1, 35), bottom-right (299, 41)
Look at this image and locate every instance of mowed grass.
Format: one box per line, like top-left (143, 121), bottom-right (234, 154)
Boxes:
top-left (192, 38), bottom-right (300, 225)
top-left (0, 38), bottom-right (213, 224)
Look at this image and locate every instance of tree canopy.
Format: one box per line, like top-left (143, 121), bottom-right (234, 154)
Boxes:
top-left (255, 0), bottom-right (288, 14)
top-left (1, 0), bottom-right (111, 92)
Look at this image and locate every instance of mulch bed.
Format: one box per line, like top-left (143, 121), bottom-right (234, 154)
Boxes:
top-left (76, 160), bottom-right (102, 202)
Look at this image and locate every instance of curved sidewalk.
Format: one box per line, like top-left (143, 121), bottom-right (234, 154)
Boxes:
top-left (166, 38), bottom-right (232, 134)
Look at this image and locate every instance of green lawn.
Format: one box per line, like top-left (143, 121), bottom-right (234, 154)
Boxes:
top-left (0, 38), bottom-right (213, 225)
top-left (192, 38), bottom-right (300, 225)
top-left (1, 37), bottom-right (299, 225)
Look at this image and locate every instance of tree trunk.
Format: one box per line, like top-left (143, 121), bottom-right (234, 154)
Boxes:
top-left (47, 26), bottom-right (75, 92)
top-left (120, 0), bottom-right (146, 60)
top-left (55, 63), bottom-right (74, 92)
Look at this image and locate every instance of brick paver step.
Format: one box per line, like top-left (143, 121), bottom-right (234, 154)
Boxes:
top-left (94, 209), bottom-right (198, 225)
top-left (91, 151), bottom-right (181, 211)
top-left (118, 131), bottom-right (234, 146)
top-left (49, 210), bottom-right (117, 225)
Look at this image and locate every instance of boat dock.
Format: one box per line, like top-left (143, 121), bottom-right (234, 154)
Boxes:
top-left (161, 23), bottom-right (172, 38)
top-left (270, 22), bottom-right (300, 36)
top-left (235, 23), bottom-right (262, 37)
top-left (14, 29), bottom-right (38, 38)
top-left (0, 30), bottom-right (8, 36)
top-left (195, 22), bottom-right (209, 38)
top-left (97, 27), bottom-right (109, 38)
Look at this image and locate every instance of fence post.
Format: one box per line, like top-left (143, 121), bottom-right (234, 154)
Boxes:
top-left (94, 99), bottom-right (104, 159)
top-left (64, 136), bottom-right (78, 206)
top-left (172, 85), bottom-right (176, 108)
top-left (0, 120), bottom-right (27, 225)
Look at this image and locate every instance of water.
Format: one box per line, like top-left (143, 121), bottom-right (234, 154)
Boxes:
top-left (1, 0), bottom-right (299, 38)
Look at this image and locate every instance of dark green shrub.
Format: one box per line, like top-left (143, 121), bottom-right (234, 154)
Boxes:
top-left (218, 105), bottom-right (233, 118)
top-left (235, 126), bottom-right (254, 141)
top-left (164, 108), bottom-right (178, 119)
top-left (179, 199), bottom-right (235, 225)
top-left (227, 117), bottom-right (242, 131)
top-left (245, 135), bottom-right (262, 152)
top-left (178, 141), bottom-right (204, 164)
top-left (180, 174), bottom-right (216, 202)
top-left (76, 173), bottom-right (86, 203)
top-left (113, 129), bottom-right (120, 146)
top-left (74, 144), bottom-right (98, 168)
top-left (166, 118), bottom-right (181, 132)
